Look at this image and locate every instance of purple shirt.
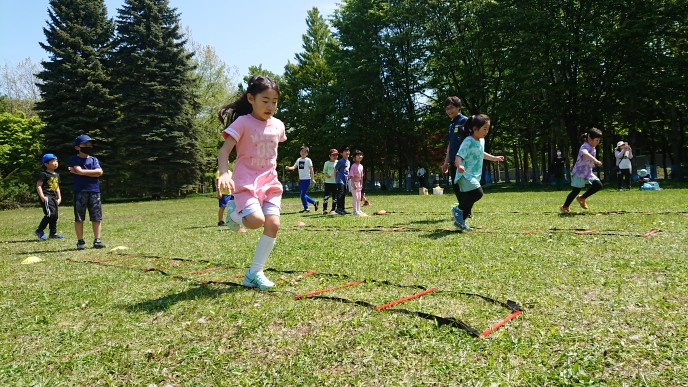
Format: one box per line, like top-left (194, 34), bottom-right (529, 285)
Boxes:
top-left (572, 142), bottom-right (596, 179)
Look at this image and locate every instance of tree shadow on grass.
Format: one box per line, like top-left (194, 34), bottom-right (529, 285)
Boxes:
top-left (124, 283), bottom-right (246, 314)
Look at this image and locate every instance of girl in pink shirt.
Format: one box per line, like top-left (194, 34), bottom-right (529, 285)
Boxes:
top-left (349, 149), bottom-right (367, 216)
top-left (217, 75), bottom-right (286, 290)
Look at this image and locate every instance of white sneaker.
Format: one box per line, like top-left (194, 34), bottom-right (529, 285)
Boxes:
top-left (242, 270), bottom-right (274, 290)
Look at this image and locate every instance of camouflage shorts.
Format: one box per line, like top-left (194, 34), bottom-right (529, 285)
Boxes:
top-left (73, 192), bottom-right (102, 222)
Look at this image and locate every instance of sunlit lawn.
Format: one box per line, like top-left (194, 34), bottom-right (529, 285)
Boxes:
top-left (1, 184), bottom-right (686, 385)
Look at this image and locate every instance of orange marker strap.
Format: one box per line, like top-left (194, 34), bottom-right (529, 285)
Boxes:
top-left (375, 287), bottom-right (438, 311)
top-left (295, 280), bottom-right (364, 300)
top-left (479, 310), bottom-right (522, 339)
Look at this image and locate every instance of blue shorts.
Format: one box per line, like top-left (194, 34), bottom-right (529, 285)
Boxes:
top-left (218, 194), bottom-right (233, 208)
top-left (571, 174), bottom-right (600, 189)
top-left (74, 191), bottom-right (102, 222)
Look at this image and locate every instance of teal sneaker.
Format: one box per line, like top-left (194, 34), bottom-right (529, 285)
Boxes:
top-left (452, 205), bottom-right (467, 230)
top-left (34, 230), bottom-right (48, 241)
top-left (49, 233), bottom-right (65, 239)
top-left (225, 200), bottom-right (241, 231)
top-left (242, 270), bottom-right (275, 290)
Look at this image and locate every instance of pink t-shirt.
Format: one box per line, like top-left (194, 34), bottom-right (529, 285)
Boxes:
top-left (349, 162), bottom-right (363, 192)
top-left (222, 114), bottom-right (287, 212)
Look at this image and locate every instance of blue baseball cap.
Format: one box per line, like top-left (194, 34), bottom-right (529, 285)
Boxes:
top-left (74, 134), bottom-right (93, 146)
top-left (42, 153), bottom-right (57, 164)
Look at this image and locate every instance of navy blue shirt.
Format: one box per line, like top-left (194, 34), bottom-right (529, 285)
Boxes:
top-left (68, 155), bottom-right (101, 193)
top-left (335, 158), bottom-right (350, 184)
top-left (447, 114), bottom-right (468, 161)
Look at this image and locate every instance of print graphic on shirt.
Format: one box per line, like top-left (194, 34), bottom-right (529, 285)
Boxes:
top-left (250, 131), bottom-right (280, 168)
top-left (47, 176), bottom-right (59, 192)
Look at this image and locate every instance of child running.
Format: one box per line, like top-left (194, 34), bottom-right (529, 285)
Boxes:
top-left (322, 149), bottom-right (339, 214)
top-left (452, 114), bottom-right (504, 231)
top-left (34, 153), bottom-right (64, 240)
top-left (217, 75), bottom-right (285, 290)
top-left (349, 149), bottom-right (367, 216)
top-left (560, 128), bottom-right (603, 214)
top-left (285, 145), bottom-right (318, 213)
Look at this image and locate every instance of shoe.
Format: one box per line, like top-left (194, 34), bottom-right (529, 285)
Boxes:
top-left (225, 201), bottom-right (242, 232)
top-left (314, 201), bottom-right (319, 212)
top-left (323, 210), bottom-right (328, 215)
top-left (76, 240), bottom-right (86, 250)
top-left (217, 221), bottom-right (226, 226)
top-left (299, 209), bottom-right (310, 213)
top-left (353, 210), bottom-right (361, 215)
top-left (49, 233), bottom-right (65, 239)
top-left (242, 270), bottom-right (275, 290)
top-left (452, 205), bottom-right (467, 229)
top-left (560, 205), bottom-right (570, 214)
top-left (358, 211), bottom-right (368, 217)
top-left (34, 230), bottom-right (47, 241)
top-left (329, 211), bottom-right (337, 215)
top-left (618, 189), bottom-right (622, 192)
top-left (576, 195), bottom-right (588, 209)
top-left (363, 201), bottom-right (370, 206)
top-left (93, 239), bottom-right (106, 249)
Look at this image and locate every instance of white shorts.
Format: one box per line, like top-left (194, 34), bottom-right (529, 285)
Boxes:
top-left (238, 202), bottom-right (280, 218)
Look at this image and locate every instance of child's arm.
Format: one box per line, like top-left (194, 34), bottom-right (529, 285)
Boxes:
top-left (309, 164), bottom-right (315, 181)
top-left (56, 186), bottom-right (62, 205)
top-left (581, 149), bottom-right (603, 166)
top-left (455, 156), bottom-right (465, 173)
top-left (442, 145), bottom-right (452, 174)
top-left (218, 136), bottom-right (237, 193)
top-left (36, 179), bottom-right (45, 203)
top-left (69, 166), bottom-right (103, 177)
top-left (483, 152), bottom-right (504, 162)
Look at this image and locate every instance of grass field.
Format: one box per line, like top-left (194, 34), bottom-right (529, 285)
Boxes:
top-left (1, 185), bottom-right (687, 385)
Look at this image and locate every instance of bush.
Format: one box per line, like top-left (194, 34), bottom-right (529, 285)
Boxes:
top-left (0, 181), bottom-right (33, 209)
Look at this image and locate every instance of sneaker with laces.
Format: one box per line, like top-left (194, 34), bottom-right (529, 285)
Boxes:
top-left (49, 233), bottom-right (65, 239)
top-left (452, 205), bottom-right (467, 229)
top-left (560, 205), bottom-right (570, 214)
top-left (76, 239), bottom-right (86, 250)
top-left (34, 230), bottom-right (48, 241)
top-left (576, 195), bottom-right (588, 209)
top-left (314, 201), bottom-right (319, 212)
top-left (242, 270), bottom-right (275, 290)
top-left (93, 239), bottom-right (106, 249)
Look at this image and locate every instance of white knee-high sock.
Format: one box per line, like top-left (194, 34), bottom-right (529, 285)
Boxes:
top-left (249, 235), bottom-right (276, 273)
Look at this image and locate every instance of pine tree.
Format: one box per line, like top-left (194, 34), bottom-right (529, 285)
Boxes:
top-left (109, 0), bottom-right (201, 197)
top-left (35, 0), bottom-right (116, 190)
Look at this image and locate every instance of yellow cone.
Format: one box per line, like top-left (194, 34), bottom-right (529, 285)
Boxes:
top-left (110, 246), bottom-right (128, 251)
top-left (21, 256), bottom-right (42, 264)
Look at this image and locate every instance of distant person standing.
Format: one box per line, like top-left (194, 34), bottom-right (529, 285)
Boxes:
top-left (560, 128), bottom-right (604, 214)
top-left (322, 149), bottom-right (339, 214)
top-left (349, 149), bottom-right (367, 216)
top-left (334, 146), bottom-right (351, 215)
top-left (285, 145), bottom-right (318, 213)
top-left (405, 166), bottom-right (413, 192)
top-left (34, 153), bottom-right (64, 241)
top-left (416, 165), bottom-right (426, 189)
top-left (550, 150), bottom-right (566, 189)
top-left (68, 134), bottom-right (105, 250)
top-left (441, 96), bottom-right (469, 203)
top-left (615, 141), bottom-right (633, 191)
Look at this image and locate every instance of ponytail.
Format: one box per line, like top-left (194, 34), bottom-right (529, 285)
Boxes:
top-left (217, 75), bottom-right (280, 128)
top-left (465, 113), bottom-right (491, 134)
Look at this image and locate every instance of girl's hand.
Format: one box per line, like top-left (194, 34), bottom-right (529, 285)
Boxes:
top-left (495, 156), bottom-right (505, 162)
top-left (594, 160), bottom-right (603, 167)
top-left (441, 162), bottom-right (449, 174)
top-left (458, 165), bottom-right (465, 173)
top-left (217, 173), bottom-right (234, 194)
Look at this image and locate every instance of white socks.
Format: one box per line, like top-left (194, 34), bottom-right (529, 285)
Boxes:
top-left (249, 234), bottom-right (276, 274)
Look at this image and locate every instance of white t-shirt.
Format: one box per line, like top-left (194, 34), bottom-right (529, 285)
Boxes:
top-left (294, 157), bottom-right (313, 180)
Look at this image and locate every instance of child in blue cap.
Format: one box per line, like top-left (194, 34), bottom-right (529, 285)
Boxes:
top-left (34, 153), bottom-right (64, 240)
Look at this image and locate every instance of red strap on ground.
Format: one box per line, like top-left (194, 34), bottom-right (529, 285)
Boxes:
top-left (642, 229), bottom-right (659, 237)
top-left (92, 254), bottom-right (141, 263)
top-left (520, 230), bottom-right (544, 235)
top-left (172, 265), bottom-right (229, 277)
top-left (375, 287), bottom-right (438, 311)
top-left (479, 310), bottom-right (522, 339)
top-left (574, 229), bottom-right (599, 235)
top-left (295, 280), bottom-right (364, 300)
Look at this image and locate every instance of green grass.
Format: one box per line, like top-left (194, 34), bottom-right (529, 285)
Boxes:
top-left (1, 186), bottom-right (687, 385)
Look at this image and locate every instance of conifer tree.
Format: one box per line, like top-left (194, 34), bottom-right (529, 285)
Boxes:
top-left (109, 0), bottom-right (201, 197)
top-left (36, 0), bottom-right (116, 183)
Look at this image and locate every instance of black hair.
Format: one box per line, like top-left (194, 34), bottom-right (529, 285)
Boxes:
top-left (444, 96), bottom-right (462, 109)
top-left (580, 127), bottom-right (603, 143)
top-left (300, 145), bottom-right (309, 153)
top-left (353, 149), bottom-right (363, 157)
top-left (339, 145), bottom-right (350, 153)
top-left (464, 114), bottom-right (491, 134)
top-left (217, 75), bottom-right (280, 127)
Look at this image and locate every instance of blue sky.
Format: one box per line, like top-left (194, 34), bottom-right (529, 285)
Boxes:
top-left (0, 0), bottom-right (339, 75)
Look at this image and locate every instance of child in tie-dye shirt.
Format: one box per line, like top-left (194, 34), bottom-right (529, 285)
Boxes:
top-left (217, 75), bottom-right (286, 290)
top-left (560, 128), bottom-right (603, 214)
top-left (452, 114), bottom-right (504, 231)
